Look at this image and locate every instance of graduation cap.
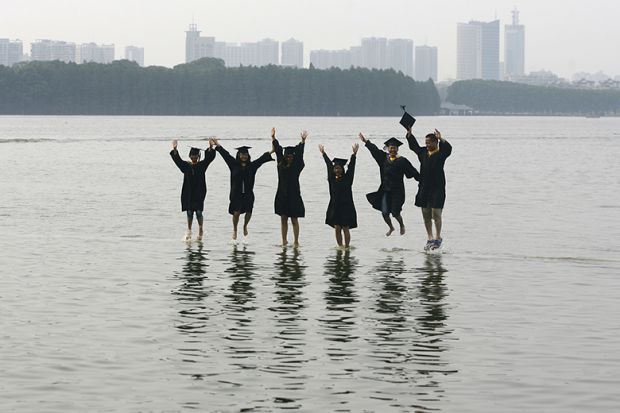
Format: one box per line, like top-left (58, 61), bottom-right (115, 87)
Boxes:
top-left (235, 146), bottom-right (252, 154)
top-left (399, 105), bottom-right (416, 130)
top-left (188, 147), bottom-right (202, 156)
top-left (332, 158), bottom-right (348, 167)
top-left (384, 137), bottom-right (404, 147)
top-left (283, 146), bottom-right (296, 155)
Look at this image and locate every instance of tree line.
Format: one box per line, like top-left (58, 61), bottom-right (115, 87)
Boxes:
top-left (0, 58), bottom-right (441, 116)
top-left (447, 80), bottom-right (620, 115)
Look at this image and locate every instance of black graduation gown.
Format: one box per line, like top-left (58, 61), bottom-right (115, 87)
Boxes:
top-left (323, 153), bottom-right (357, 229)
top-left (273, 139), bottom-right (305, 218)
top-left (407, 133), bottom-right (452, 209)
top-left (364, 141), bottom-right (419, 216)
top-left (170, 148), bottom-right (216, 211)
top-left (216, 145), bottom-right (273, 214)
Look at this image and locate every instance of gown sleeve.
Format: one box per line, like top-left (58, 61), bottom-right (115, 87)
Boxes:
top-left (273, 138), bottom-right (283, 163)
top-left (215, 145), bottom-right (236, 169)
top-left (365, 140), bottom-right (386, 166)
top-left (170, 149), bottom-right (188, 173)
top-left (346, 154), bottom-right (356, 184)
top-left (402, 157), bottom-right (420, 181)
top-left (440, 139), bottom-right (452, 159)
top-left (200, 147), bottom-right (216, 167)
top-left (322, 152), bottom-right (334, 178)
top-left (251, 151), bottom-right (274, 169)
top-left (295, 141), bottom-right (305, 171)
top-left (406, 132), bottom-right (425, 162)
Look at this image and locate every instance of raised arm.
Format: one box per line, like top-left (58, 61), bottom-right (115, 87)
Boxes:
top-left (213, 140), bottom-right (236, 169)
top-left (406, 131), bottom-right (424, 157)
top-left (435, 130), bottom-right (452, 159)
top-left (200, 142), bottom-right (217, 167)
top-left (170, 139), bottom-right (188, 173)
top-left (346, 143), bottom-right (359, 183)
top-left (251, 151), bottom-right (274, 170)
top-left (295, 130), bottom-right (307, 170)
top-left (319, 145), bottom-right (333, 178)
top-left (272, 127), bottom-right (283, 163)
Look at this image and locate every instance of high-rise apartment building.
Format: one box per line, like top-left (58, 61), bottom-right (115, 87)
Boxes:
top-left (0, 39), bottom-right (23, 66)
top-left (185, 23), bottom-right (215, 63)
top-left (125, 46), bottom-right (144, 66)
top-left (361, 37), bottom-right (387, 69)
top-left (387, 39), bottom-right (413, 77)
top-left (281, 38), bottom-right (303, 68)
top-left (415, 45), bottom-right (438, 81)
top-left (457, 20), bottom-right (499, 80)
top-left (31, 40), bottom-right (76, 63)
top-left (77, 43), bottom-right (114, 64)
top-left (309, 49), bottom-right (351, 70)
top-left (257, 39), bottom-right (279, 66)
top-left (504, 9), bottom-right (525, 78)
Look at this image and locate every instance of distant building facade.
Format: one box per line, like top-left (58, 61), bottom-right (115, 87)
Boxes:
top-left (457, 20), bottom-right (499, 80)
top-left (504, 9), bottom-right (525, 78)
top-left (0, 39), bottom-right (23, 66)
top-left (309, 49), bottom-right (351, 70)
top-left (125, 46), bottom-right (144, 66)
top-left (415, 45), bottom-right (438, 81)
top-left (31, 40), bottom-right (76, 63)
top-left (281, 38), bottom-right (303, 68)
top-left (387, 39), bottom-right (414, 77)
top-left (77, 43), bottom-right (114, 63)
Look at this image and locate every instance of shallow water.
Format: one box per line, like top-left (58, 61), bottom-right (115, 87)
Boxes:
top-left (1, 115), bottom-right (619, 412)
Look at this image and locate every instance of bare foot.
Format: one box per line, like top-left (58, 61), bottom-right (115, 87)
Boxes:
top-left (293, 242), bottom-right (300, 248)
top-left (232, 230), bottom-right (237, 241)
top-left (197, 228), bottom-right (203, 240)
top-left (386, 227), bottom-right (395, 236)
top-left (243, 226), bottom-right (249, 236)
top-left (400, 226), bottom-right (406, 235)
top-left (282, 240), bottom-right (288, 247)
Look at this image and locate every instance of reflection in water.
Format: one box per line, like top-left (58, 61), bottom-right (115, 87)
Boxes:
top-left (364, 253), bottom-right (455, 412)
top-left (172, 242), bottom-right (210, 336)
top-left (264, 248), bottom-right (308, 401)
top-left (321, 249), bottom-right (360, 345)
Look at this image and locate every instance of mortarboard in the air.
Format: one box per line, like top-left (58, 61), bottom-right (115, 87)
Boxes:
top-left (332, 158), bottom-right (348, 167)
top-left (399, 105), bottom-right (416, 130)
top-left (283, 146), bottom-right (296, 155)
top-left (384, 137), bottom-right (404, 147)
top-left (189, 147), bottom-right (201, 156)
top-left (235, 146), bottom-right (252, 154)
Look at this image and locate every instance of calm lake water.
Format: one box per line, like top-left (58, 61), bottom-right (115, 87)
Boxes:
top-left (1, 115), bottom-right (619, 412)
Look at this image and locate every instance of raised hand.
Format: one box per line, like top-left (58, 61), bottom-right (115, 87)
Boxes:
top-left (301, 130), bottom-right (308, 142)
top-left (352, 143), bottom-right (359, 154)
top-left (211, 137), bottom-right (219, 147)
top-left (434, 129), bottom-right (442, 140)
top-left (318, 144), bottom-right (325, 154)
top-left (358, 132), bottom-right (367, 143)
top-left (271, 127), bottom-right (276, 140)
top-left (172, 139), bottom-right (178, 149)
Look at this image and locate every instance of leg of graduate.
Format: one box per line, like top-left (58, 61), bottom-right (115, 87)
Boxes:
top-left (382, 213), bottom-right (395, 236)
top-left (197, 211), bottom-right (204, 240)
top-left (334, 225), bottom-right (343, 247)
top-left (394, 214), bottom-right (405, 235)
top-left (343, 227), bottom-right (351, 247)
top-left (291, 217), bottom-right (300, 247)
top-left (243, 212), bottom-right (252, 237)
top-left (432, 208), bottom-right (443, 241)
top-left (280, 215), bottom-right (289, 246)
top-left (421, 208), bottom-right (434, 240)
top-left (232, 211), bottom-right (241, 240)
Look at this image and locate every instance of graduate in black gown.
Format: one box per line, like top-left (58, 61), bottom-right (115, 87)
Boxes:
top-left (319, 143), bottom-right (359, 248)
top-left (210, 137), bottom-right (274, 242)
top-left (170, 139), bottom-right (216, 241)
top-left (406, 127), bottom-right (452, 250)
top-left (271, 127), bottom-right (307, 247)
top-left (358, 133), bottom-right (419, 236)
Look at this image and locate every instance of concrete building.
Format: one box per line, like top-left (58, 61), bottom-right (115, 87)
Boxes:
top-left (281, 38), bottom-right (303, 68)
top-left (309, 49), bottom-right (351, 70)
top-left (0, 39), bottom-right (23, 66)
top-left (504, 9), bottom-right (525, 78)
top-left (387, 38), bottom-right (413, 77)
top-left (415, 45), bottom-right (438, 81)
top-left (185, 23), bottom-right (216, 62)
top-left (77, 43), bottom-right (114, 64)
top-left (125, 46), bottom-right (144, 66)
top-left (31, 40), bottom-right (76, 63)
top-left (457, 20), bottom-right (499, 80)
top-left (361, 37), bottom-right (387, 69)
top-left (257, 38), bottom-right (279, 66)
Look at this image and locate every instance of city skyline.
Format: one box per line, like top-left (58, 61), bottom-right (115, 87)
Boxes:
top-left (1, 0), bottom-right (619, 80)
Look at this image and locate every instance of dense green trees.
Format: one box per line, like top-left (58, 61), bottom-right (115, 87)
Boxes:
top-left (0, 58), bottom-right (440, 115)
top-left (447, 80), bottom-right (620, 115)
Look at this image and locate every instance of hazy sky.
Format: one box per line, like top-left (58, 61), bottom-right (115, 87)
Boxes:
top-left (2, 0), bottom-right (619, 80)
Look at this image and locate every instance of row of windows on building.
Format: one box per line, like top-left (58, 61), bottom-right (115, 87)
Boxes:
top-left (186, 24), bottom-right (438, 81)
top-left (0, 39), bottom-right (144, 67)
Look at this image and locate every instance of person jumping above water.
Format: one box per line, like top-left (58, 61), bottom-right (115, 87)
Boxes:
top-left (319, 142), bottom-right (359, 248)
top-left (272, 127), bottom-right (307, 247)
top-left (406, 127), bottom-right (452, 251)
top-left (170, 139), bottom-right (216, 241)
top-left (359, 133), bottom-right (419, 236)
top-left (210, 137), bottom-right (274, 243)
